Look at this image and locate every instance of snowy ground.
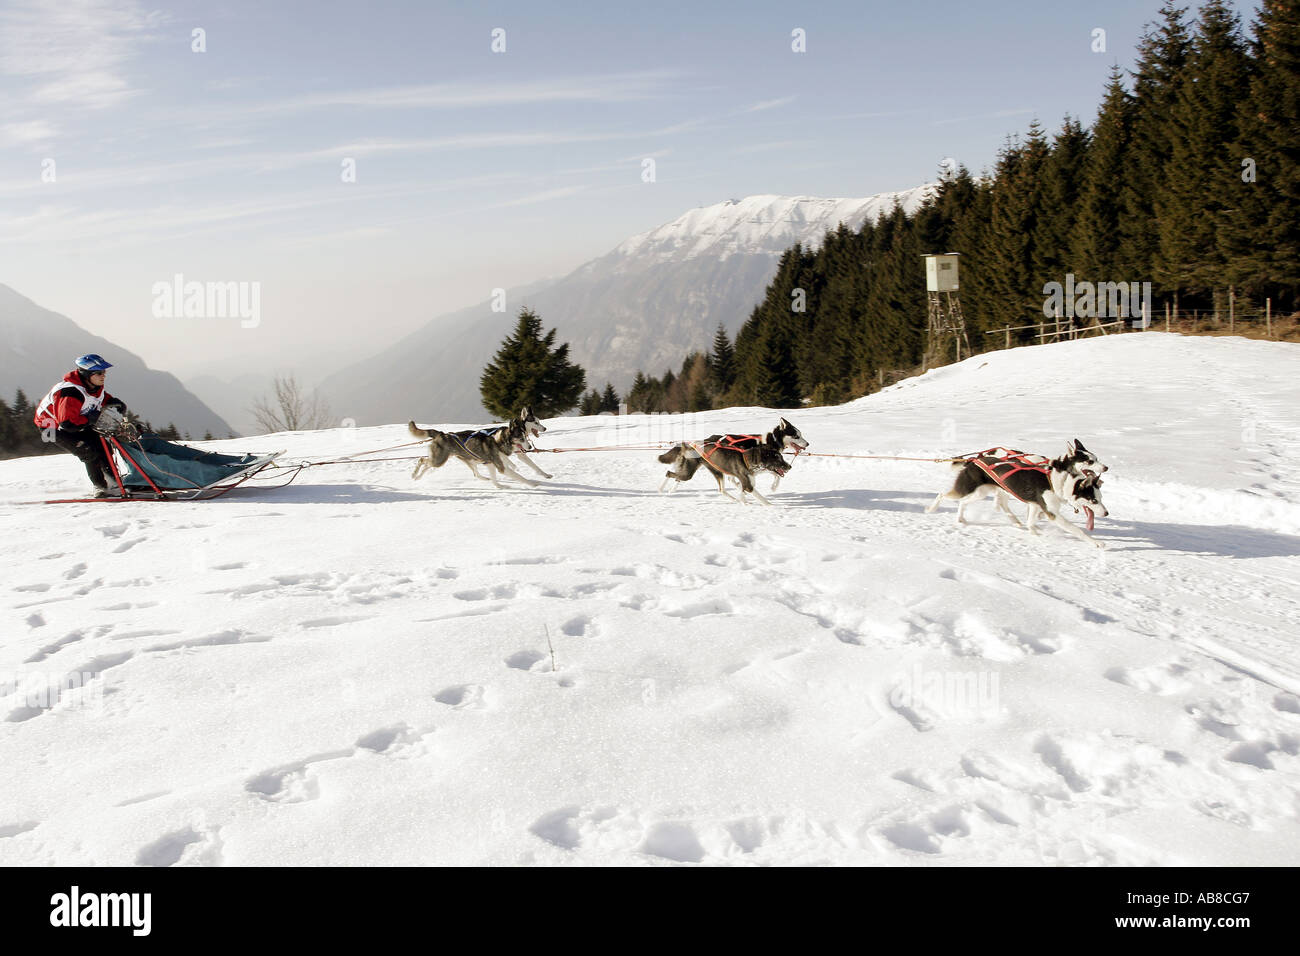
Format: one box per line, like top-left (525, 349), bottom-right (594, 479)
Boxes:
top-left (2, 333), bottom-right (1298, 866)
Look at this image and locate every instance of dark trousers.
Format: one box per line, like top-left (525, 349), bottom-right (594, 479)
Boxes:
top-left (51, 430), bottom-right (114, 490)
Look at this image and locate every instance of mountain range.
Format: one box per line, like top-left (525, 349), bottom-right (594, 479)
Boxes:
top-left (0, 283), bottom-right (233, 438)
top-left (2, 185), bottom-right (934, 437)
top-left (321, 186), bottom-right (935, 425)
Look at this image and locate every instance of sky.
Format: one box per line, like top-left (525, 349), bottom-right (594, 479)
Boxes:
top-left (0, 0), bottom-right (1259, 383)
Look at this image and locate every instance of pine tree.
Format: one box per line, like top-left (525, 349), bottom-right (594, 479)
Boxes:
top-left (1157, 0), bottom-right (1251, 297)
top-left (0, 396), bottom-right (14, 455)
top-left (706, 323), bottom-right (736, 393)
top-left (578, 389), bottom-right (601, 415)
top-left (1122, 1), bottom-right (1192, 287)
top-left (1033, 115), bottom-right (1091, 299)
top-left (1220, 0), bottom-right (1300, 298)
top-left (599, 382), bottom-right (620, 413)
top-left (1073, 70), bottom-right (1132, 280)
top-left (480, 308), bottom-right (587, 418)
top-left (983, 123), bottom-right (1051, 335)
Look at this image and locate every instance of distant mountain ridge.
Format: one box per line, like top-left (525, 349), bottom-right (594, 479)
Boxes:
top-left (322, 185), bottom-right (936, 425)
top-left (0, 284), bottom-right (234, 438)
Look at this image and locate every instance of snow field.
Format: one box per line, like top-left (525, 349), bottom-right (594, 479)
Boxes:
top-left (1, 333), bottom-right (1297, 865)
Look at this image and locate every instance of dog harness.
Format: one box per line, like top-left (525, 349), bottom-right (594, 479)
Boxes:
top-left (966, 448), bottom-right (1050, 504)
top-left (689, 434), bottom-right (764, 473)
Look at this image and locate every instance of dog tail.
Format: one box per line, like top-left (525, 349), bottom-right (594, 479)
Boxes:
top-left (408, 421), bottom-right (432, 439)
top-left (658, 444), bottom-right (684, 465)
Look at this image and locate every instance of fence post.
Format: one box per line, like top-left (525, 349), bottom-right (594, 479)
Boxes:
top-left (1267, 298), bottom-right (1272, 338)
top-left (1229, 286), bottom-right (1235, 333)
top-left (1004, 325), bottom-right (1010, 349)
top-left (1165, 301), bottom-right (1170, 332)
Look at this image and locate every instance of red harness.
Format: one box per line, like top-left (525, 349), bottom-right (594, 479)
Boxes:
top-left (690, 434), bottom-right (762, 472)
top-left (966, 448), bottom-right (1050, 504)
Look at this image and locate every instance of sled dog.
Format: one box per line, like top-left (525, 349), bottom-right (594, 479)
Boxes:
top-left (926, 445), bottom-right (1110, 548)
top-left (408, 407), bottom-right (549, 488)
top-left (658, 418), bottom-right (808, 495)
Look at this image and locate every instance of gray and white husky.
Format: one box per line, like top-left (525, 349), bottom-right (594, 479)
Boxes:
top-left (408, 406), bottom-right (551, 488)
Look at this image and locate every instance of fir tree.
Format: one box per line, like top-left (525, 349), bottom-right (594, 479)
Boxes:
top-left (479, 308), bottom-right (587, 419)
top-left (706, 323), bottom-right (736, 393)
top-left (1122, 1), bottom-right (1192, 287)
top-left (1157, 0), bottom-right (1251, 296)
top-left (1073, 70), bottom-right (1132, 280)
top-left (0, 396), bottom-right (14, 454)
top-left (1032, 115), bottom-right (1090, 291)
top-left (599, 382), bottom-right (620, 413)
top-left (1221, 0), bottom-right (1300, 298)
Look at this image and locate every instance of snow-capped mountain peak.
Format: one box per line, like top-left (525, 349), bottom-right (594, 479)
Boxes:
top-left (599, 186), bottom-right (935, 271)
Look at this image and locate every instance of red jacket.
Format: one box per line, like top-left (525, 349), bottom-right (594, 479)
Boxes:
top-left (33, 371), bottom-right (122, 431)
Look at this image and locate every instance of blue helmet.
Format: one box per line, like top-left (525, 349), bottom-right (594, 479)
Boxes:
top-left (75, 354), bottom-right (113, 372)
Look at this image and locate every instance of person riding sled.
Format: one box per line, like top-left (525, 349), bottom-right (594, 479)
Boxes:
top-left (33, 354), bottom-right (131, 498)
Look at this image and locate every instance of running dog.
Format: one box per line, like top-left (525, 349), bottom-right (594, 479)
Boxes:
top-left (926, 448), bottom-right (1110, 548)
top-left (658, 418), bottom-right (808, 494)
top-left (506, 405), bottom-right (552, 480)
top-left (408, 408), bottom-right (548, 488)
top-left (657, 439), bottom-right (793, 505)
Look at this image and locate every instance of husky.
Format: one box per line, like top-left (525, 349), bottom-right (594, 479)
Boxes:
top-left (505, 405), bottom-right (553, 480)
top-left (408, 407), bottom-right (549, 488)
top-left (657, 439), bottom-right (792, 505)
top-left (658, 418), bottom-right (808, 494)
top-left (926, 447), bottom-right (1110, 548)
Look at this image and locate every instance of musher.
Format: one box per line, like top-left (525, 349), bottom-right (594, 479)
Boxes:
top-left (33, 354), bottom-right (130, 498)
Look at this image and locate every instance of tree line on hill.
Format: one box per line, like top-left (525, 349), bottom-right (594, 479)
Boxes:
top-left (619, 0), bottom-right (1299, 412)
top-left (365, 1), bottom-right (1300, 424)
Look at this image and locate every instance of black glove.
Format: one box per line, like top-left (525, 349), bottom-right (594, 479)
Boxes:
top-left (85, 409), bottom-right (101, 426)
top-left (106, 399), bottom-right (126, 413)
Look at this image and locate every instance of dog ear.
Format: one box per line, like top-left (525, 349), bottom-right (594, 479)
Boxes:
top-left (520, 406), bottom-right (532, 419)
top-left (1074, 438), bottom-right (1089, 454)
top-left (1066, 439), bottom-right (1077, 455)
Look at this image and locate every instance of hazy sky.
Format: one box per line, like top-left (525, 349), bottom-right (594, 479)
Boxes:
top-left (0, 0), bottom-right (1256, 382)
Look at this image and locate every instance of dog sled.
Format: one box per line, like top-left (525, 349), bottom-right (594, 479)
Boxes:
top-left (41, 409), bottom-right (284, 503)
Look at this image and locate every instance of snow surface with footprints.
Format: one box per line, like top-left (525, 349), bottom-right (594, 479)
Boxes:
top-left (1, 333), bottom-right (1298, 865)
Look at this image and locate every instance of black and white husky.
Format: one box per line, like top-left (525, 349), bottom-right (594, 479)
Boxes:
top-left (408, 406), bottom-right (551, 488)
top-left (658, 418), bottom-right (808, 495)
top-left (926, 443), bottom-right (1110, 548)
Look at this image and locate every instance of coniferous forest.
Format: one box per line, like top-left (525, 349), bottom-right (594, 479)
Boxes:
top-left (625, 0), bottom-right (1299, 413)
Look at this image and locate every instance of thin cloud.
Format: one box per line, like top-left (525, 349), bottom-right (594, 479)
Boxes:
top-left (932, 108), bottom-right (1035, 127)
top-left (486, 186), bottom-right (587, 210)
top-left (223, 71), bottom-right (683, 118)
top-left (732, 140), bottom-right (813, 154)
top-left (740, 96), bottom-right (796, 114)
top-left (0, 0), bottom-right (164, 110)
